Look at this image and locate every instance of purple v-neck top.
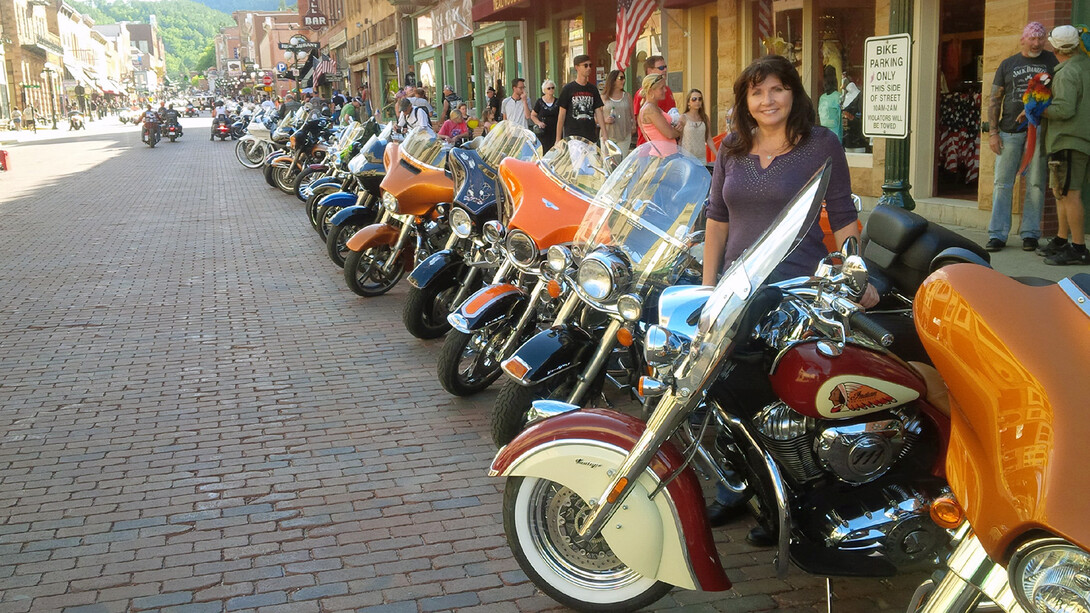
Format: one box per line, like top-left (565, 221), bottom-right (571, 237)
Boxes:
top-left (706, 126), bottom-right (856, 279)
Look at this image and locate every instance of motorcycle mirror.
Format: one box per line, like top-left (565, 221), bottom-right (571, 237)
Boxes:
top-left (841, 254), bottom-right (868, 298)
top-left (840, 235), bottom-right (860, 258)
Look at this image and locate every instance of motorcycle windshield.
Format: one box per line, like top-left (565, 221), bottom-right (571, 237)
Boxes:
top-left (572, 143), bottom-right (709, 299)
top-left (472, 121), bottom-right (542, 169)
top-left (336, 122), bottom-right (365, 150)
top-left (541, 137), bottom-right (611, 198)
top-left (675, 163), bottom-right (829, 394)
top-left (399, 127), bottom-right (448, 171)
top-left (350, 123), bottom-right (394, 173)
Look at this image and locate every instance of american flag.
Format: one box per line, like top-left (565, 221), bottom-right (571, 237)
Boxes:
top-left (312, 54), bottom-right (337, 85)
top-left (614, 0), bottom-right (658, 71)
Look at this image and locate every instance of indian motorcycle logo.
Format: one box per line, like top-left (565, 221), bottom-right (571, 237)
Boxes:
top-left (828, 382), bottom-right (897, 413)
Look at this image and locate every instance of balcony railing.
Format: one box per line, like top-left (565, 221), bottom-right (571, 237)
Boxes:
top-left (25, 31), bottom-right (63, 56)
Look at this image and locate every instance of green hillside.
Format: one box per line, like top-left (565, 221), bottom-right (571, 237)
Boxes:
top-left (73, 0), bottom-right (233, 79)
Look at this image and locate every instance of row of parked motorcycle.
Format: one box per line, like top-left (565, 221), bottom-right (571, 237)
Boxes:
top-left (233, 109), bottom-right (1090, 613)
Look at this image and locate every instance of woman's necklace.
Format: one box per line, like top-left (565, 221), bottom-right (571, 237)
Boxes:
top-left (757, 135), bottom-right (791, 160)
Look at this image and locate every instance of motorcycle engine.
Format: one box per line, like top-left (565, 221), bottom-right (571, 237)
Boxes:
top-left (751, 401), bottom-right (922, 485)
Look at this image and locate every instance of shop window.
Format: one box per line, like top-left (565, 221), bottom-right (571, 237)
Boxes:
top-left (631, 11), bottom-right (662, 74)
top-left (416, 15), bottom-right (434, 49)
top-left (418, 58), bottom-right (437, 110)
top-left (482, 40), bottom-right (505, 100)
top-left (934, 0), bottom-right (983, 199)
top-left (559, 17), bottom-right (584, 82)
top-left (813, 1), bottom-right (875, 152)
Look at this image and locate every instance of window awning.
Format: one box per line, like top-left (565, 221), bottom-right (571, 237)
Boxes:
top-left (64, 60), bottom-right (103, 93)
top-left (471, 0), bottom-right (533, 22)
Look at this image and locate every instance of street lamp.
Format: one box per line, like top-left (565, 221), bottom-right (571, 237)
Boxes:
top-left (39, 62), bottom-right (58, 129)
top-left (282, 46), bottom-right (309, 95)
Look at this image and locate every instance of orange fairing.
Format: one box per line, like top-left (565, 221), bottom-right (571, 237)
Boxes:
top-left (379, 142), bottom-right (454, 217)
top-left (499, 158), bottom-right (592, 249)
top-left (914, 264), bottom-right (1090, 561)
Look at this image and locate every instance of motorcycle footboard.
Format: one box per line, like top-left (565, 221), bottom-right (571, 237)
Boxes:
top-left (501, 324), bottom-right (594, 386)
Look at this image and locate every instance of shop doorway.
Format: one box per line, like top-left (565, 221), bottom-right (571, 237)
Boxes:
top-left (933, 0), bottom-right (984, 199)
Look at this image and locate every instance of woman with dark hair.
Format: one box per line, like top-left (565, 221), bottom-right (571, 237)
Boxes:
top-left (601, 69), bottom-right (634, 155)
top-left (679, 88), bottom-right (716, 161)
top-left (703, 55), bottom-right (873, 297)
top-left (700, 55), bottom-right (876, 541)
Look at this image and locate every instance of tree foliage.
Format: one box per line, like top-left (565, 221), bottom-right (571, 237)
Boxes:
top-left (72, 0), bottom-right (233, 80)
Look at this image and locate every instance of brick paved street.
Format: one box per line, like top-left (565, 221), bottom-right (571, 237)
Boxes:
top-left (0, 118), bottom-right (926, 612)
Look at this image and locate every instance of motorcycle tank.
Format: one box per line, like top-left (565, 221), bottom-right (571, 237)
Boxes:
top-left (769, 341), bottom-right (925, 420)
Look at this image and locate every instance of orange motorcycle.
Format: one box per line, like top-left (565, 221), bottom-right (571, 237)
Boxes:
top-left (906, 266), bottom-right (1090, 613)
top-left (437, 137), bottom-right (613, 396)
top-left (342, 127), bottom-right (454, 297)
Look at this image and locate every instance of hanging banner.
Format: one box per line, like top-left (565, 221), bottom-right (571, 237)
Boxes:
top-left (432, 0), bottom-right (474, 45)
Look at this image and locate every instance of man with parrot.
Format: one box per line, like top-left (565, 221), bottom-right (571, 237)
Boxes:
top-left (984, 21), bottom-right (1056, 254)
top-left (1039, 24), bottom-right (1090, 265)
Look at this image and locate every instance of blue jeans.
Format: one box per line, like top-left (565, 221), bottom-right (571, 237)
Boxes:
top-left (988, 130), bottom-right (1046, 241)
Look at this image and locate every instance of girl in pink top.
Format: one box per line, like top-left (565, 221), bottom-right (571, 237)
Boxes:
top-left (637, 74), bottom-right (680, 152)
top-left (438, 109), bottom-right (470, 143)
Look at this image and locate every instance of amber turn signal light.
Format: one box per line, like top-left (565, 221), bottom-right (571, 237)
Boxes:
top-left (546, 279), bottom-right (562, 299)
top-left (606, 478), bottom-right (629, 503)
top-left (929, 496), bottom-right (965, 529)
top-left (502, 357), bottom-right (530, 380)
top-left (616, 327), bottom-right (634, 347)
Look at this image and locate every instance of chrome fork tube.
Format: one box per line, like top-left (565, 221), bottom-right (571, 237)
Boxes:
top-left (490, 260), bottom-right (513, 284)
top-left (566, 319), bottom-right (621, 403)
top-left (576, 390), bottom-right (691, 539)
top-left (915, 524), bottom-right (1023, 613)
top-left (381, 220), bottom-right (413, 275)
top-left (449, 265), bottom-right (480, 310)
top-left (497, 278), bottom-right (546, 359)
top-left (672, 425), bottom-right (746, 495)
top-left (552, 293), bottom-right (581, 326)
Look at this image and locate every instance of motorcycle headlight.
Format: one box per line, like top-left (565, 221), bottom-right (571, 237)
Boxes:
top-left (450, 206), bottom-right (474, 239)
top-left (382, 192), bottom-right (398, 213)
top-left (547, 245), bottom-right (572, 273)
top-left (577, 249), bottom-right (630, 302)
top-left (617, 294), bottom-right (643, 322)
top-left (1010, 538), bottom-right (1090, 613)
top-left (506, 230), bottom-right (538, 267)
top-left (482, 220), bottom-right (505, 244)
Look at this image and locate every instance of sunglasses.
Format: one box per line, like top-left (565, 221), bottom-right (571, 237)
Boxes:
top-left (580, 62), bottom-right (593, 67)
top-left (545, 86), bottom-right (554, 90)
top-left (690, 97), bottom-right (702, 101)
top-left (618, 75), bottom-right (626, 79)
top-left (655, 65), bottom-right (667, 70)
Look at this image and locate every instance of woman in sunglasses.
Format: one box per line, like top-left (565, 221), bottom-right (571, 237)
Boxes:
top-left (679, 88), bottom-right (716, 161)
top-left (601, 70), bottom-right (635, 156)
top-left (530, 79), bottom-right (560, 152)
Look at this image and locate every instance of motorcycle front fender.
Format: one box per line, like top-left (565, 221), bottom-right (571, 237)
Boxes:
top-left (504, 324), bottom-right (594, 386)
top-left (346, 223), bottom-right (399, 252)
top-left (309, 176), bottom-right (344, 191)
top-left (407, 249), bottom-right (463, 291)
top-left (316, 191), bottom-right (358, 211)
top-left (490, 408), bottom-right (730, 593)
top-left (270, 156), bottom-right (293, 169)
top-left (238, 134), bottom-right (257, 144)
top-left (330, 204), bottom-right (374, 226)
top-left (307, 163), bottom-right (328, 172)
top-left (452, 283), bottom-right (528, 332)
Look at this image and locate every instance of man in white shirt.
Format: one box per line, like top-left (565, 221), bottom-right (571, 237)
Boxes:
top-left (501, 78), bottom-right (530, 128)
top-left (396, 98), bottom-right (431, 133)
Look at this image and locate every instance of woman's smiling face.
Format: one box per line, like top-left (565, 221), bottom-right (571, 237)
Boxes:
top-left (746, 74), bottom-right (793, 131)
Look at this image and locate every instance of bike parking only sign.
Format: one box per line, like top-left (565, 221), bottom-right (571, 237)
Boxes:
top-left (863, 33), bottom-right (911, 139)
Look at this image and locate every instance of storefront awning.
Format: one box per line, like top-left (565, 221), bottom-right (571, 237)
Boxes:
top-left (471, 0), bottom-right (532, 22)
top-left (64, 61), bottom-right (103, 93)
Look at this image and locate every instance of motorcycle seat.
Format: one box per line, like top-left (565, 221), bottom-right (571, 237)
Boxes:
top-left (1069, 272), bottom-right (1090, 294)
top-left (907, 361), bottom-right (949, 417)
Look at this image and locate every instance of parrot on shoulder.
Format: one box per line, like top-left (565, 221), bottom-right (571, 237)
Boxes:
top-left (1016, 71), bottom-right (1051, 176)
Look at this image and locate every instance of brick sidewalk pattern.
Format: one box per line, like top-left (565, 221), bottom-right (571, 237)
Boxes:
top-left (0, 118), bottom-right (926, 612)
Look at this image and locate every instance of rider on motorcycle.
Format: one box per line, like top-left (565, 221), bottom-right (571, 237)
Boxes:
top-left (210, 100), bottom-right (227, 141)
top-left (141, 105), bottom-right (159, 142)
top-left (162, 104), bottom-right (182, 137)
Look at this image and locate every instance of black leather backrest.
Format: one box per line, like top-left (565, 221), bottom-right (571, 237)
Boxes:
top-left (862, 205), bottom-right (930, 269)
